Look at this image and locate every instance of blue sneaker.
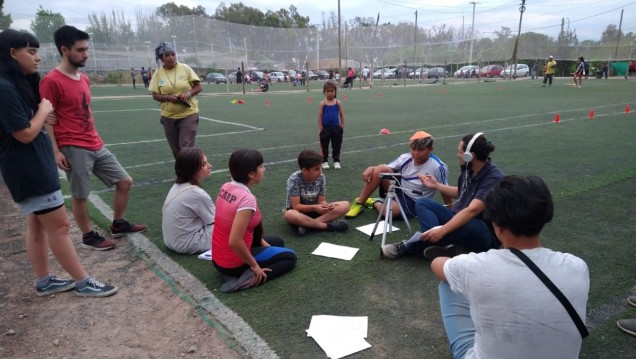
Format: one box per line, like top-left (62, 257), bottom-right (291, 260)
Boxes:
top-left (36, 276), bottom-right (76, 297)
top-left (75, 277), bottom-right (118, 297)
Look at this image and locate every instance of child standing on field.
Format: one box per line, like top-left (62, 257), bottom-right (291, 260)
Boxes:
top-left (283, 150), bottom-right (350, 236)
top-left (318, 80), bottom-right (345, 170)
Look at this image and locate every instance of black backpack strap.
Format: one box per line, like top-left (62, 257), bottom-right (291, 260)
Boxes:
top-left (509, 248), bottom-right (589, 339)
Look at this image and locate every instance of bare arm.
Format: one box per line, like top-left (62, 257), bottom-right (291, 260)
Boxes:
top-left (422, 198), bottom-right (485, 243)
top-left (317, 102), bottom-right (324, 131)
top-left (421, 174), bottom-right (459, 199)
top-left (338, 100), bottom-right (345, 128)
top-left (431, 257), bottom-right (450, 281)
top-left (12, 99), bottom-right (53, 144)
top-left (228, 209), bottom-right (270, 284)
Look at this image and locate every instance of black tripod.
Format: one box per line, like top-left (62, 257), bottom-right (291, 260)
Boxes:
top-left (368, 177), bottom-right (413, 247)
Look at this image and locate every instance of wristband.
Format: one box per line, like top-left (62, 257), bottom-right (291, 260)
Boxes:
top-left (165, 95), bottom-right (168, 102)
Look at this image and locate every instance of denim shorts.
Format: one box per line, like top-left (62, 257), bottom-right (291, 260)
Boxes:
top-left (16, 189), bottom-right (64, 215)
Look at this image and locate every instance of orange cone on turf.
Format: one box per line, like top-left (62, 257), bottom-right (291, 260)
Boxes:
top-left (441, 88), bottom-right (446, 94)
top-left (378, 92), bottom-right (383, 97)
top-left (265, 99), bottom-right (270, 106)
top-left (307, 97), bottom-right (312, 103)
top-left (553, 113), bottom-right (560, 123)
top-left (589, 109), bottom-right (595, 119)
top-left (343, 95), bottom-right (348, 100)
top-left (626, 104), bottom-right (631, 113)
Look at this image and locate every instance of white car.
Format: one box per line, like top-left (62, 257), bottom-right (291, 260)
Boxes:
top-left (373, 68), bottom-right (397, 79)
top-left (454, 65), bottom-right (479, 78)
top-left (408, 67), bottom-right (428, 79)
top-left (501, 64), bottom-right (530, 78)
top-left (270, 71), bottom-right (286, 82)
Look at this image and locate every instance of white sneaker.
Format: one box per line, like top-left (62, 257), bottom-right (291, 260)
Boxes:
top-left (322, 162), bottom-right (330, 170)
top-left (334, 162), bottom-right (341, 170)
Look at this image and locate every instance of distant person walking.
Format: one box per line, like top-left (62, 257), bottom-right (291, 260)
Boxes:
top-left (573, 56), bottom-right (585, 88)
top-left (531, 61), bottom-right (538, 80)
top-left (235, 67), bottom-right (243, 85)
top-left (542, 55), bottom-right (557, 87)
top-left (362, 66), bottom-right (370, 85)
top-left (602, 62), bottom-right (609, 79)
top-left (130, 67), bottom-right (136, 89)
top-left (0, 28), bottom-right (118, 297)
top-left (149, 41), bottom-right (202, 159)
top-left (141, 67), bottom-right (149, 88)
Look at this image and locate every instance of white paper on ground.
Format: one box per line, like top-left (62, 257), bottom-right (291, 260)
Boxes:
top-left (197, 249), bottom-right (212, 261)
top-left (311, 242), bottom-right (359, 261)
top-left (306, 315), bottom-right (371, 359)
top-left (355, 221), bottom-right (399, 236)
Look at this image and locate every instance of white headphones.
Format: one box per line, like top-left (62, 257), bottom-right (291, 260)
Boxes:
top-left (461, 132), bottom-right (484, 162)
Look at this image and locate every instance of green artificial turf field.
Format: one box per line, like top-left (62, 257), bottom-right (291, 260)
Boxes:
top-left (83, 77), bottom-right (636, 358)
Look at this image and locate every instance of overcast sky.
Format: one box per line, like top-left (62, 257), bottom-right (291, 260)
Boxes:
top-left (5, 0), bottom-right (636, 41)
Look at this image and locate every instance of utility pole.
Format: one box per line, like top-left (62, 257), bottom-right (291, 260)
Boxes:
top-left (614, 9), bottom-right (624, 59)
top-left (469, 2), bottom-right (477, 65)
top-left (510, 0), bottom-right (526, 80)
top-left (413, 11), bottom-right (418, 61)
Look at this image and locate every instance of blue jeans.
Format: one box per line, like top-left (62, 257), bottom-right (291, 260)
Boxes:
top-left (439, 281), bottom-right (475, 359)
top-left (405, 198), bottom-right (498, 255)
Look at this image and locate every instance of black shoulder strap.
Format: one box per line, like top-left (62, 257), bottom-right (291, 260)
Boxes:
top-left (508, 248), bottom-right (589, 339)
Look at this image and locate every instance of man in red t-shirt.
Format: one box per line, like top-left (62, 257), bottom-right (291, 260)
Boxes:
top-left (41, 25), bottom-right (146, 250)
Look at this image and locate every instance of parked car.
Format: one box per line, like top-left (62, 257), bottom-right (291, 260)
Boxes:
top-left (500, 64), bottom-right (530, 78)
top-left (454, 65), bottom-right (480, 78)
top-left (270, 71), bottom-right (286, 82)
top-left (479, 64), bottom-right (504, 78)
top-left (373, 68), bottom-right (397, 79)
top-left (408, 67), bottom-right (428, 79)
top-left (315, 69), bottom-right (330, 79)
top-left (427, 67), bottom-right (448, 79)
top-left (396, 66), bottom-right (413, 79)
top-left (206, 72), bottom-right (227, 84)
top-left (306, 70), bottom-right (319, 80)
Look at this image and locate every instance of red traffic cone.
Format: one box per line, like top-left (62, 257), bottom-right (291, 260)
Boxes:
top-left (589, 109), bottom-right (595, 119)
top-left (377, 92), bottom-right (383, 97)
top-left (553, 113), bottom-right (560, 123)
top-left (237, 99), bottom-right (245, 104)
top-left (307, 97), bottom-right (312, 103)
top-left (626, 104), bottom-right (631, 113)
top-left (343, 95), bottom-right (348, 100)
top-left (265, 99), bottom-right (270, 106)
top-left (441, 88), bottom-right (446, 94)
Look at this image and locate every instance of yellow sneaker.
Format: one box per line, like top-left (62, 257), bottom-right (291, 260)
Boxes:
top-left (346, 201), bottom-right (364, 218)
top-left (363, 198), bottom-right (376, 208)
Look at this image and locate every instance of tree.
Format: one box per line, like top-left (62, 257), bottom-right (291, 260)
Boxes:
top-left (156, 2), bottom-right (207, 18)
top-left (0, 0), bottom-right (13, 30)
top-left (30, 5), bottom-right (65, 43)
top-left (86, 11), bottom-right (134, 45)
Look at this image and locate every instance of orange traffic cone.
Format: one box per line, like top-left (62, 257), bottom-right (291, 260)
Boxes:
top-left (441, 88), bottom-right (446, 94)
top-left (343, 95), bottom-right (348, 101)
top-left (553, 114), bottom-right (560, 123)
top-left (307, 97), bottom-right (312, 103)
top-left (589, 109), bottom-right (595, 119)
top-left (378, 92), bottom-right (383, 97)
top-left (626, 104), bottom-right (631, 113)
top-left (265, 99), bottom-right (270, 106)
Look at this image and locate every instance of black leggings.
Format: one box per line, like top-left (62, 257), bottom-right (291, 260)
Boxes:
top-left (213, 236), bottom-right (297, 280)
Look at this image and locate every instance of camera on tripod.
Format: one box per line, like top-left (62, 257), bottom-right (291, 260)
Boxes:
top-left (379, 173), bottom-right (402, 180)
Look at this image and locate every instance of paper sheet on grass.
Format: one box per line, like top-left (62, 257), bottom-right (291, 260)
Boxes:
top-left (355, 221), bottom-right (399, 236)
top-left (306, 315), bottom-right (371, 359)
top-left (197, 249), bottom-right (212, 261)
top-left (312, 242), bottom-right (359, 261)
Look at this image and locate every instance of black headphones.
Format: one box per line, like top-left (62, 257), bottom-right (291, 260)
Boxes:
top-left (461, 132), bottom-right (484, 162)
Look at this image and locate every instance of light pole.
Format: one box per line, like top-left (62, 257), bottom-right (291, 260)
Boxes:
top-left (126, 46), bottom-right (130, 68)
top-left (469, 2), bottom-right (477, 65)
top-left (144, 40), bottom-right (151, 67)
top-left (243, 37), bottom-right (247, 66)
top-left (171, 35), bottom-right (177, 60)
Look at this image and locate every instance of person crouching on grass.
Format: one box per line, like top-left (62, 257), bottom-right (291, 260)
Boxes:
top-left (283, 149), bottom-right (350, 236)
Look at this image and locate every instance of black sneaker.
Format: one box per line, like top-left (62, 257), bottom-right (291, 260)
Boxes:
top-left (381, 240), bottom-right (407, 259)
top-left (326, 220), bottom-right (349, 232)
top-left (110, 219), bottom-right (148, 238)
top-left (81, 231), bottom-right (115, 251)
top-left (423, 244), bottom-right (462, 260)
top-left (36, 276), bottom-right (76, 297)
top-left (75, 277), bottom-right (118, 297)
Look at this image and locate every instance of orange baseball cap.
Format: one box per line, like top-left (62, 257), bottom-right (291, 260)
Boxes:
top-left (409, 131), bottom-right (432, 141)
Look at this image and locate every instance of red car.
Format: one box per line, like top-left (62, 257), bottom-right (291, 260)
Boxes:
top-left (479, 64), bottom-right (504, 78)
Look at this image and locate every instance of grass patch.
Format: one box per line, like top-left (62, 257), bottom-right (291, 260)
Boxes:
top-left (84, 78), bottom-right (636, 357)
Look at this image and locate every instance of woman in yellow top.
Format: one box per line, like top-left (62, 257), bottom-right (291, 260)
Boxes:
top-left (149, 42), bottom-right (202, 158)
